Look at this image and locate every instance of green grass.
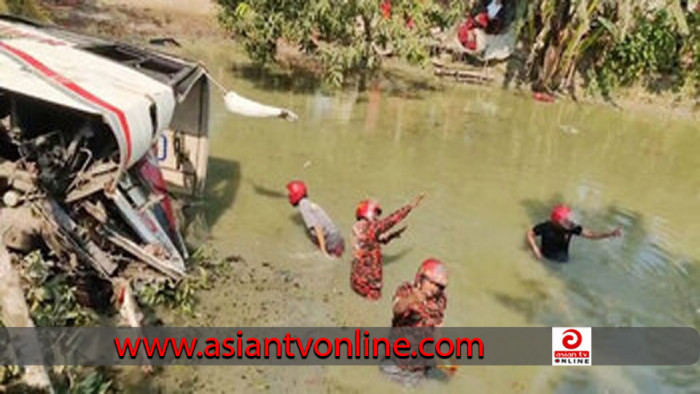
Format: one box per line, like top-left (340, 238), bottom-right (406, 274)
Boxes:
top-left (2, 0), bottom-right (50, 21)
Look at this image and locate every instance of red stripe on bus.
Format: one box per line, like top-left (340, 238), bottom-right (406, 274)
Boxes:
top-left (0, 41), bottom-right (132, 163)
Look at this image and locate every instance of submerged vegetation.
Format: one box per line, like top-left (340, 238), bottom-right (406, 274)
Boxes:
top-left (217, 0), bottom-right (700, 101)
top-left (136, 245), bottom-right (232, 318)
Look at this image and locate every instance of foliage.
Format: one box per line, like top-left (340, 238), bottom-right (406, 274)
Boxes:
top-left (0, 252), bottom-right (111, 393)
top-left (20, 252), bottom-right (98, 327)
top-left (53, 367), bottom-right (112, 394)
top-left (1, 0), bottom-right (50, 21)
top-left (65, 370), bottom-right (112, 394)
top-left (136, 245), bottom-right (231, 316)
top-left (685, 10), bottom-right (700, 93)
top-left (0, 365), bottom-right (23, 386)
top-left (597, 9), bottom-right (688, 92)
top-left (216, 0), bottom-right (464, 88)
top-left (515, 0), bottom-right (699, 98)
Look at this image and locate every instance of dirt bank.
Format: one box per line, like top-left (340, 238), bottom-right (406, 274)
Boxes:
top-left (44, 0), bottom-right (223, 43)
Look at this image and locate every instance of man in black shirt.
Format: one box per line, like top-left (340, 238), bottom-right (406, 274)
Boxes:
top-left (526, 205), bottom-right (622, 263)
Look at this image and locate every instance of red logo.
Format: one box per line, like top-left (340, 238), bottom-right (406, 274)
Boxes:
top-left (562, 329), bottom-right (582, 350)
top-left (555, 351), bottom-right (590, 358)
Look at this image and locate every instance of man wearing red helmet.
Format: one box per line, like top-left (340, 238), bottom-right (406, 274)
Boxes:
top-left (350, 194), bottom-right (424, 299)
top-left (527, 205), bottom-right (622, 263)
top-left (286, 180), bottom-right (345, 257)
top-left (381, 259), bottom-right (449, 386)
top-left (392, 258), bottom-right (448, 327)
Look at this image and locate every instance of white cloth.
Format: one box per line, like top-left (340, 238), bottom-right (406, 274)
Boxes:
top-left (487, 1), bottom-right (502, 19)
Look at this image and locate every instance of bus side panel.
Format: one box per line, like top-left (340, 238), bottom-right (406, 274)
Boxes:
top-left (157, 77), bottom-right (209, 198)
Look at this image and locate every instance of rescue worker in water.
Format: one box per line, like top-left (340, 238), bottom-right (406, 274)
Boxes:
top-left (381, 259), bottom-right (450, 386)
top-left (351, 194), bottom-right (424, 299)
top-left (527, 205), bottom-right (622, 263)
top-left (392, 258), bottom-right (447, 328)
top-left (287, 181), bottom-right (345, 257)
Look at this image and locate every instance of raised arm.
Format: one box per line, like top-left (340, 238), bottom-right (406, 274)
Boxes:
top-left (376, 194), bottom-right (425, 235)
top-left (581, 227), bottom-right (622, 240)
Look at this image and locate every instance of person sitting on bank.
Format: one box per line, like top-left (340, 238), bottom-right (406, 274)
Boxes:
top-left (527, 205), bottom-right (622, 263)
top-left (287, 180), bottom-right (345, 257)
top-left (457, 0), bottom-right (514, 51)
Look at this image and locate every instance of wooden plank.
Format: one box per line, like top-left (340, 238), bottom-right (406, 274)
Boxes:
top-left (434, 67), bottom-right (494, 81)
top-left (101, 226), bottom-right (184, 280)
top-left (65, 163), bottom-right (118, 203)
top-left (0, 246), bottom-right (54, 392)
top-left (38, 199), bottom-right (118, 277)
top-left (113, 279), bottom-right (153, 374)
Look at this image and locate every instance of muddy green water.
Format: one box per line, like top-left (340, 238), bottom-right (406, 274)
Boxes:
top-left (161, 44), bottom-right (700, 394)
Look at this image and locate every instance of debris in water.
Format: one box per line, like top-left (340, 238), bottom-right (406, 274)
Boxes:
top-left (559, 124), bottom-right (580, 135)
top-left (225, 254), bottom-right (245, 263)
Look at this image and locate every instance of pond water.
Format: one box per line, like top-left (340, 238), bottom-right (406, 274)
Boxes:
top-left (159, 43), bottom-right (700, 394)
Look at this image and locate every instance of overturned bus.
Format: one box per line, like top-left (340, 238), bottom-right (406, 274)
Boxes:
top-left (0, 15), bottom-right (294, 281)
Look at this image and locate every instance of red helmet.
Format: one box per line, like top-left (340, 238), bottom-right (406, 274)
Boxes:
top-left (356, 199), bottom-right (382, 220)
top-left (415, 258), bottom-right (448, 287)
top-left (551, 205), bottom-right (572, 223)
top-left (286, 181), bottom-right (308, 206)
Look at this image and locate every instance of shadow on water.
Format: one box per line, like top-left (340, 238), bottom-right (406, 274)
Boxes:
top-left (492, 278), bottom-right (554, 324)
top-left (250, 181), bottom-right (287, 200)
top-left (289, 212), bottom-right (305, 228)
top-left (378, 67), bottom-right (442, 100)
top-left (495, 196), bottom-right (700, 393)
top-left (230, 63), bottom-right (321, 94)
top-left (203, 157), bottom-right (241, 228)
top-left (384, 248), bottom-right (412, 266)
top-left (230, 61), bottom-right (441, 99)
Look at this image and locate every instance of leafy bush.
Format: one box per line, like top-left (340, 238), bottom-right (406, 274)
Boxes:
top-left (2, 0), bottom-right (50, 21)
top-left (217, 0), bottom-right (463, 89)
top-left (517, 0), bottom-right (698, 98)
top-left (52, 367), bottom-right (112, 394)
top-left (600, 9), bottom-right (686, 91)
top-left (136, 245), bottom-right (231, 316)
top-left (20, 252), bottom-right (97, 327)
